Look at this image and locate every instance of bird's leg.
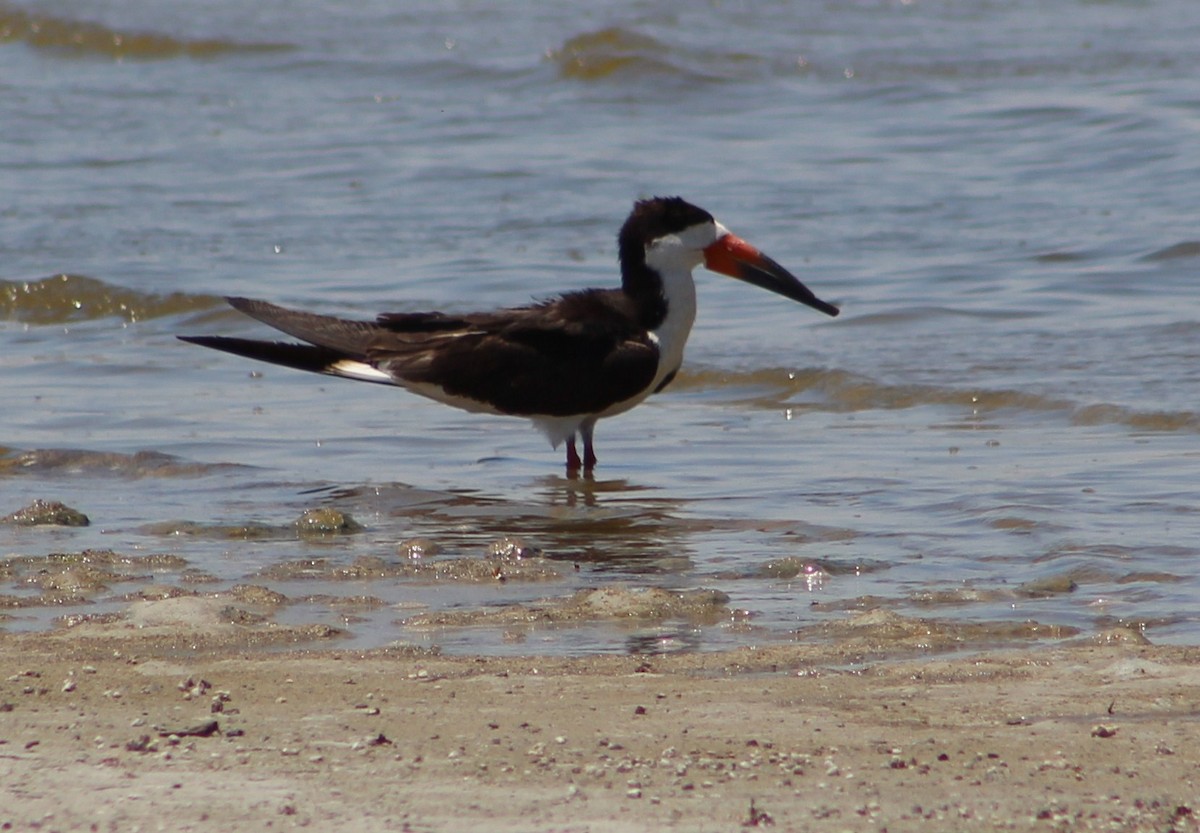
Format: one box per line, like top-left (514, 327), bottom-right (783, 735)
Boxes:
top-left (580, 420), bottom-right (598, 470)
top-left (565, 433), bottom-right (582, 472)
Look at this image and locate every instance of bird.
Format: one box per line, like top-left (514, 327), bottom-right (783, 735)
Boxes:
top-left (179, 196), bottom-right (839, 472)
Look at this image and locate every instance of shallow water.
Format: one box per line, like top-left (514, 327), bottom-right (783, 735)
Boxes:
top-left (3, 0), bottom-right (1200, 655)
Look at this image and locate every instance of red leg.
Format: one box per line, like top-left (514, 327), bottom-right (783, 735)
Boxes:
top-left (565, 435), bottom-right (582, 472)
top-left (580, 420), bottom-right (597, 470)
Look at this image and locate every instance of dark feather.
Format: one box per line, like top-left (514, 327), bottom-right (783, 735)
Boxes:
top-left (376, 311), bottom-right (479, 332)
top-left (367, 289), bottom-right (660, 416)
top-left (226, 297), bottom-right (382, 356)
top-left (183, 289), bottom-right (662, 416)
top-left (176, 336), bottom-right (363, 378)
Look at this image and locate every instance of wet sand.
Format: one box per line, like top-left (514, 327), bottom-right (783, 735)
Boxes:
top-left (2, 609), bottom-right (1198, 832)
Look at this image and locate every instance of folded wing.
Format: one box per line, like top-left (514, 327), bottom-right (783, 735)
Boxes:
top-left (179, 292), bottom-right (661, 417)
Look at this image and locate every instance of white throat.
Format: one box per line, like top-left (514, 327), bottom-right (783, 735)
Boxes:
top-left (645, 261), bottom-right (696, 393)
top-left (641, 220), bottom-right (725, 393)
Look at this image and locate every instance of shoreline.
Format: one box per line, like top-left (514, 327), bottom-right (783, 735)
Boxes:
top-left (3, 623), bottom-right (1198, 832)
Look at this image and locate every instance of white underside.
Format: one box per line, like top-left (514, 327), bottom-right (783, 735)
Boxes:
top-left (528, 249), bottom-right (700, 451)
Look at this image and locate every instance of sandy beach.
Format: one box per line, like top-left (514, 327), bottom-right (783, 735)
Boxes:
top-left (3, 605), bottom-right (1198, 832)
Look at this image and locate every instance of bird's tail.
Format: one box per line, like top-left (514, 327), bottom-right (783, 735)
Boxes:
top-left (178, 335), bottom-right (397, 385)
top-left (179, 297), bottom-right (402, 385)
top-left (176, 335), bottom-right (342, 373)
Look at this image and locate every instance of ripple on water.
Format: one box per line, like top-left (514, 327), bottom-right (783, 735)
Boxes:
top-left (0, 2), bottom-right (291, 59)
top-left (0, 274), bottom-right (219, 325)
top-left (0, 446), bottom-right (242, 478)
top-left (547, 26), bottom-right (752, 84)
top-left (1140, 240), bottom-right (1200, 262)
top-left (676, 365), bottom-right (1200, 433)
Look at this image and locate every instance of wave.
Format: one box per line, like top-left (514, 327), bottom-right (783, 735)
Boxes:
top-left (547, 26), bottom-right (746, 84)
top-left (0, 446), bottom-right (244, 478)
top-left (1141, 241), bottom-right (1200, 262)
top-left (0, 2), bottom-right (290, 59)
top-left (1, 274), bottom-right (219, 324)
top-left (676, 366), bottom-right (1200, 433)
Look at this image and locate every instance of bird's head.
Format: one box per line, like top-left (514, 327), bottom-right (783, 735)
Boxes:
top-left (619, 197), bottom-right (839, 317)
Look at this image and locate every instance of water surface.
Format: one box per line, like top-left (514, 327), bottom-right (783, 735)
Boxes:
top-left (3, 0), bottom-right (1199, 655)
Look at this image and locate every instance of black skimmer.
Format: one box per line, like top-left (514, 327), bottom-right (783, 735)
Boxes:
top-left (179, 197), bottom-right (839, 472)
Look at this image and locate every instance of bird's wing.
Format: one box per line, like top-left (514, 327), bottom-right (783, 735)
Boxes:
top-left (183, 293), bottom-right (661, 414)
top-left (226, 296), bottom-right (385, 356)
top-left (179, 297), bottom-right (412, 385)
top-left (368, 290), bottom-right (661, 417)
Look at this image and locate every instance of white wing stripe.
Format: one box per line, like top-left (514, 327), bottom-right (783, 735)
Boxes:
top-left (328, 359), bottom-right (396, 384)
